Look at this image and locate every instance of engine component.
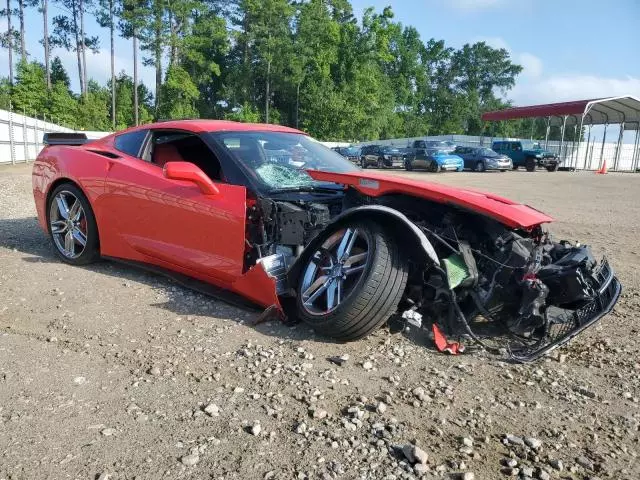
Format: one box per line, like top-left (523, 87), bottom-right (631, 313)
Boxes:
top-left (275, 202), bottom-right (330, 246)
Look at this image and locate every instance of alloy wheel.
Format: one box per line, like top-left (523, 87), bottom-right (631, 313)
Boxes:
top-left (49, 190), bottom-right (88, 259)
top-left (300, 228), bottom-right (370, 315)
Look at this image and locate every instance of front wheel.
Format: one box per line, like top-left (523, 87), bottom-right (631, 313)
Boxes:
top-left (47, 183), bottom-right (100, 265)
top-left (474, 161), bottom-right (486, 172)
top-left (404, 160), bottom-right (413, 171)
top-left (360, 158), bottom-right (367, 169)
top-left (377, 157), bottom-right (384, 169)
top-left (525, 157), bottom-right (537, 172)
top-left (428, 162), bottom-right (440, 173)
top-left (296, 222), bottom-right (408, 341)
top-left (546, 163), bottom-right (559, 172)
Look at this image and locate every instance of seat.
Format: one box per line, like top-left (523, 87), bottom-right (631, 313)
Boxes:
top-left (153, 143), bottom-right (184, 168)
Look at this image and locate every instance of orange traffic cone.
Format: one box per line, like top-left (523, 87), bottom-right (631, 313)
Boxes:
top-left (595, 160), bottom-right (608, 174)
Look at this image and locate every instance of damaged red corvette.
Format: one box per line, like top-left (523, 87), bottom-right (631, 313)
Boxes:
top-left (32, 120), bottom-right (621, 362)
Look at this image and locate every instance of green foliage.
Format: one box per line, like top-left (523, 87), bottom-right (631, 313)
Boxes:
top-left (12, 60), bottom-right (48, 115)
top-left (7, 2), bottom-right (524, 139)
top-left (50, 56), bottom-right (71, 88)
top-left (157, 65), bottom-right (199, 120)
top-left (224, 102), bottom-right (261, 123)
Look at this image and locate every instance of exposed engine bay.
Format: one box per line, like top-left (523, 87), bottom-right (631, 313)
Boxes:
top-left (245, 187), bottom-right (621, 362)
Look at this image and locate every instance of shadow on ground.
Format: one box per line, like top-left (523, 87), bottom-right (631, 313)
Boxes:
top-left (0, 216), bottom-right (326, 343)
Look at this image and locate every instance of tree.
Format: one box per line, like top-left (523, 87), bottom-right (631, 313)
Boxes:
top-left (76, 80), bottom-right (110, 130)
top-left (50, 55), bottom-right (71, 87)
top-left (244, 0), bottom-right (293, 123)
top-left (47, 80), bottom-right (77, 126)
top-left (3, 0), bottom-right (15, 84)
top-left (41, 0), bottom-right (51, 89)
top-left (119, 0), bottom-right (149, 125)
top-left (11, 59), bottom-right (47, 114)
top-left (95, 0), bottom-right (117, 127)
top-left (50, 0), bottom-right (99, 96)
top-left (157, 64), bottom-right (199, 119)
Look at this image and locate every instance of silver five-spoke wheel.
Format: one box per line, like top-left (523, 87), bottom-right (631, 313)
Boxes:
top-left (49, 190), bottom-right (88, 259)
top-left (300, 228), bottom-right (369, 315)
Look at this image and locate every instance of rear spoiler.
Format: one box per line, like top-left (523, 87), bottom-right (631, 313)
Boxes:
top-left (43, 132), bottom-right (89, 146)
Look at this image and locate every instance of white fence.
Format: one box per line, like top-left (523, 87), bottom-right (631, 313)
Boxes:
top-left (0, 109), bottom-right (110, 165)
top-left (355, 134), bottom-right (640, 172)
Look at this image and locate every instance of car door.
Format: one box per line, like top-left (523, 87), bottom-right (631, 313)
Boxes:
top-left (96, 128), bottom-right (247, 285)
top-left (511, 142), bottom-right (524, 165)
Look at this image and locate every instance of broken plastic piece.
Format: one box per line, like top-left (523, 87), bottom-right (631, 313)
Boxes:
top-left (432, 323), bottom-right (465, 355)
top-left (402, 309), bottom-right (423, 328)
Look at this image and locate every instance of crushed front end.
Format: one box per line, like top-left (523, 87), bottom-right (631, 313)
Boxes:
top-left (384, 197), bottom-right (622, 362)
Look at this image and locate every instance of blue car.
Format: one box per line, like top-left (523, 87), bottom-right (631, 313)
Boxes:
top-left (404, 148), bottom-right (464, 172)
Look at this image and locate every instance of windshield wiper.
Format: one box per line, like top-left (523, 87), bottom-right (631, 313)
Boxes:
top-left (268, 185), bottom-right (344, 194)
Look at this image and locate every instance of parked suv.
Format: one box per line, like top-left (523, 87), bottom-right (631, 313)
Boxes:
top-left (492, 141), bottom-right (559, 172)
top-left (360, 145), bottom-right (403, 168)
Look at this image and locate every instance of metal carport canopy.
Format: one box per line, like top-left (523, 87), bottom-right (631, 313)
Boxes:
top-left (481, 96), bottom-right (640, 127)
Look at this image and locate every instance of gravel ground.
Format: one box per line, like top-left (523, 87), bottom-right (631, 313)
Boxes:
top-left (1, 163), bottom-right (639, 480)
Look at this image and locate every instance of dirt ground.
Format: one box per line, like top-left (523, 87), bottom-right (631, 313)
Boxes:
top-left (1, 163), bottom-right (639, 480)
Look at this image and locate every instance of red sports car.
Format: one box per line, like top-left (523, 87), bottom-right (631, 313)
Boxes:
top-left (32, 120), bottom-right (620, 361)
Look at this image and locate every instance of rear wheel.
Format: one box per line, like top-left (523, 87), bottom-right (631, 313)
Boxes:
top-left (296, 222), bottom-right (408, 341)
top-left (474, 161), bottom-right (486, 172)
top-left (47, 183), bottom-right (100, 265)
top-left (525, 157), bottom-right (537, 172)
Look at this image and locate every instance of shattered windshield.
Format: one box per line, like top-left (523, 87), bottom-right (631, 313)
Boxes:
top-left (212, 131), bottom-right (358, 191)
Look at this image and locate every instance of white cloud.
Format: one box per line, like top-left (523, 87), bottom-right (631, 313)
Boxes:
top-left (516, 52), bottom-right (543, 78)
top-left (509, 74), bottom-right (640, 105)
top-left (476, 36), bottom-right (510, 51)
top-left (447, 0), bottom-right (506, 11)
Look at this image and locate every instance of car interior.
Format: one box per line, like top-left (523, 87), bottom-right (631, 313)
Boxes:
top-left (144, 131), bottom-right (224, 182)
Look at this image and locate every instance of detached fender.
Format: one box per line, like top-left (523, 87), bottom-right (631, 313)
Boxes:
top-left (287, 205), bottom-right (439, 288)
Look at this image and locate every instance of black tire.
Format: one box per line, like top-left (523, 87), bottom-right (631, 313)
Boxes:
top-left (525, 157), bottom-right (537, 172)
top-left (512, 165), bottom-right (519, 170)
top-left (377, 157), bottom-right (384, 169)
top-left (404, 160), bottom-right (413, 171)
top-left (46, 182), bottom-right (100, 265)
top-left (428, 162), bottom-right (440, 173)
top-left (474, 161), bottom-right (486, 172)
top-left (546, 163), bottom-right (559, 172)
top-left (296, 221), bottom-right (408, 341)
top-left (360, 157), bottom-right (367, 169)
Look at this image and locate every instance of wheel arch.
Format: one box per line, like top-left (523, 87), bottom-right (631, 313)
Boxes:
top-left (287, 205), bottom-right (439, 289)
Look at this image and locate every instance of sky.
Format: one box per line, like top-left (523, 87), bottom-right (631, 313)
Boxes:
top-left (1, 0), bottom-right (640, 117)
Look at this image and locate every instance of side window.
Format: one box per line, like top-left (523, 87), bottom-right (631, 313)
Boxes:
top-left (511, 142), bottom-right (522, 151)
top-left (149, 130), bottom-right (224, 181)
top-left (492, 142), bottom-right (502, 151)
top-left (114, 130), bottom-right (148, 158)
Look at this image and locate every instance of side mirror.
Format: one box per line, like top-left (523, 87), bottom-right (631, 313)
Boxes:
top-left (163, 161), bottom-right (219, 196)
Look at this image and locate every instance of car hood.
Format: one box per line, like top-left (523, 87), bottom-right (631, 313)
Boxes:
top-left (526, 148), bottom-right (555, 156)
top-left (307, 170), bottom-right (553, 229)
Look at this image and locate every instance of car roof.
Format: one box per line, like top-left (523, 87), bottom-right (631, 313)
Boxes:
top-left (113, 119), bottom-right (306, 135)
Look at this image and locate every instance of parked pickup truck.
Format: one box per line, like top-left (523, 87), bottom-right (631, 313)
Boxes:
top-left (492, 140), bottom-right (560, 172)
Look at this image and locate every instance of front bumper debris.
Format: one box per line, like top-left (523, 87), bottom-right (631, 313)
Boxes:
top-left (510, 258), bottom-right (621, 362)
